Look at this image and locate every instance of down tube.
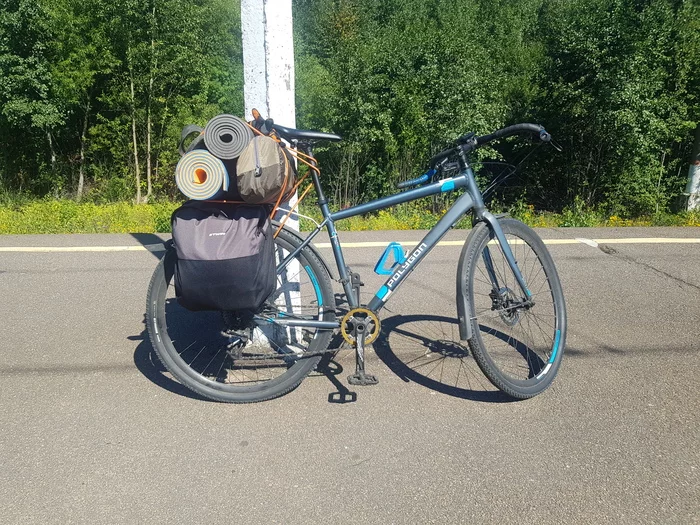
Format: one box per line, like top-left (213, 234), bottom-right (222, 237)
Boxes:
top-left (367, 191), bottom-right (474, 311)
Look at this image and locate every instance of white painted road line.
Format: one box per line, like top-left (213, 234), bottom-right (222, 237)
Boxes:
top-left (576, 237), bottom-right (599, 247)
top-left (0, 237), bottom-right (699, 253)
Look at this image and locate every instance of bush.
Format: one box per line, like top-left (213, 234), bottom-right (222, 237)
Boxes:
top-left (0, 200), bottom-right (180, 234)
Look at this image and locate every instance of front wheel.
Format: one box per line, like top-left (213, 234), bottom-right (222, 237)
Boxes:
top-left (146, 226), bottom-right (336, 403)
top-left (460, 218), bottom-right (567, 399)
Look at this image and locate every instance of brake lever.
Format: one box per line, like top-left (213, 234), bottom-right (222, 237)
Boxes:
top-left (550, 138), bottom-right (564, 152)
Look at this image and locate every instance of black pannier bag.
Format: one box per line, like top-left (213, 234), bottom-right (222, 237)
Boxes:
top-left (171, 201), bottom-right (276, 312)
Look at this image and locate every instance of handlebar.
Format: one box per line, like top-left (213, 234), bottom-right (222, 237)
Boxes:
top-left (428, 123), bottom-right (552, 168)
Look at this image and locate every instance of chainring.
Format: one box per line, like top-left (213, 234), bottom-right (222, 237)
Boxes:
top-left (340, 307), bottom-right (381, 345)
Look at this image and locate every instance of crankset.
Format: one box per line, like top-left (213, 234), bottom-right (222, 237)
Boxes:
top-left (341, 308), bottom-right (381, 386)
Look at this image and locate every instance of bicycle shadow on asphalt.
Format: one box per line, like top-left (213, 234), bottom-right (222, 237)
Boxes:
top-left (130, 233), bottom-right (168, 259)
top-left (131, 307), bottom-right (358, 404)
top-left (372, 314), bottom-right (514, 403)
top-left (130, 317), bottom-right (210, 402)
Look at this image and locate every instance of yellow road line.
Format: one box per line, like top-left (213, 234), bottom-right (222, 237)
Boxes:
top-left (0, 237), bottom-right (698, 253)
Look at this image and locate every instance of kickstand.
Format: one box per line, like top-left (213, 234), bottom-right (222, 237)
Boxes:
top-left (348, 320), bottom-right (378, 386)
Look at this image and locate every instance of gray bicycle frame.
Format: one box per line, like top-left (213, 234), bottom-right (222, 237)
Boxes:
top-left (274, 148), bottom-right (531, 330)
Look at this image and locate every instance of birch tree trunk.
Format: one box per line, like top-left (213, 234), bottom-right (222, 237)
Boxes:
top-left (686, 123), bottom-right (700, 211)
top-left (146, 94), bottom-right (152, 203)
top-left (145, 8), bottom-right (156, 203)
top-left (76, 97), bottom-right (91, 201)
top-left (130, 70), bottom-right (142, 204)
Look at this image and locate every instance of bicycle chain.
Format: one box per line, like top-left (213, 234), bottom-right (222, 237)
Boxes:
top-left (221, 326), bottom-right (343, 362)
top-left (222, 338), bottom-right (342, 362)
top-left (220, 306), bottom-right (373, 362)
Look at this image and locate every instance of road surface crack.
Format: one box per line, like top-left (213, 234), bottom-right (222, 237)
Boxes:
top-left (597, 243), bottom-right (700, 291)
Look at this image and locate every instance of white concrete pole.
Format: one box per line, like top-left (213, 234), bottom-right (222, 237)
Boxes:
top-left (263, 0), bottom-right (296, 130)
top-left (241, 0), bottom-right (301, 345)
top-left (241, 0), bottom-right (298, 229)
top-left (241, 0), bottom-right (296, 126)
top-left (241, 0), bottom-right (267, 118)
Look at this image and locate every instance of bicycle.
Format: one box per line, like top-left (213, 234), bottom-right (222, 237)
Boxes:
top-left (146, 122), bottom-right (567, 403)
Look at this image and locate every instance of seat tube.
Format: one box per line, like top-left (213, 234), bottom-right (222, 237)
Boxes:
top-left (302, 145), bottom-right (356, 308)
top-left (324, 214), bottom-right (357, 308)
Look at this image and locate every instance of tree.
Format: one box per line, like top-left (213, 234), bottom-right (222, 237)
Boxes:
top-left (0, 0), bottom-right (63, 194)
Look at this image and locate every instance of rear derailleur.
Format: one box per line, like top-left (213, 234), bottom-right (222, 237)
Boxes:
top-left (221, 310), bottom-right (254, 359)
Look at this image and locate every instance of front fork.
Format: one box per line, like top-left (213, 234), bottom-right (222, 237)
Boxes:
top-left (481, 212), bottom-right (532, 300)
top-left (456, 213), bottom-right (532, 341)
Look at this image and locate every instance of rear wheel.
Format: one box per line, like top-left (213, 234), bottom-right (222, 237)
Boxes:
top-left (460, 219), bottom-right (566, 399)
top-left (146, 226), bottom-right (336, 403)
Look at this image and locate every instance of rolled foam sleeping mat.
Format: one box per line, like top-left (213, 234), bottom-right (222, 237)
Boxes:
top-left (175, 149), bottom-right (230, 200)
top-left (204, 114), bottom-right (254, 160)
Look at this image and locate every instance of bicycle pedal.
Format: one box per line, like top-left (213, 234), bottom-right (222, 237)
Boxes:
top-left (348, 372), bottom-right (379, 386)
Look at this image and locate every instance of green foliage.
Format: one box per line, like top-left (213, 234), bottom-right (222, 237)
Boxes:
top-left (0, 0), bottom-right (698, 218)
top-left (2, 198), bottom-right (697, 234)
top-left (526, 0), bottom-right (700, 216)
top-left (0, 0), bottom-right (243, 201)
top-left (294, 0), bottom-right (699, 216)
top-left (0, 199), bottom-right (179, 233)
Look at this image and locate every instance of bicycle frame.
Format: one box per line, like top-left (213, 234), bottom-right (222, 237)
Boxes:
top-left (273, 147), bottom-right (532, 330)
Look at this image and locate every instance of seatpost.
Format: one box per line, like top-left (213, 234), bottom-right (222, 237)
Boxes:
top-left (301, 143), bottom-right (328, 206)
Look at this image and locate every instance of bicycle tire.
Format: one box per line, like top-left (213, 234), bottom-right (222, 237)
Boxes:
top-left (146, 226), bottom-right (336, 403)
top-left (459, 218), bottom-right (566, 399)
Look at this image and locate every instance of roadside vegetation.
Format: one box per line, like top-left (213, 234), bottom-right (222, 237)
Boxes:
top-left (0, 0), bottom-right (698, 233)
top-left (1, 198), bottom-right (698, 235)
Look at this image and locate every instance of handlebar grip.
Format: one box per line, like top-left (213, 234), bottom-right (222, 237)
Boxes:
top-left (397, 171), bottom-right (433, 189)
top-left (476, 123), bottom-right (545, 146)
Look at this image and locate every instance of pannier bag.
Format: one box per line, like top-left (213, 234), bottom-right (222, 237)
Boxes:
top-left (171, 201), bottom-right (276, 312)
top-left (237, 135), bottom-right (297, 204)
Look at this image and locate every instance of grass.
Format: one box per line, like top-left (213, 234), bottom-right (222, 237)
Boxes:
top-left (0, 200), bottom-right (176, 234)
top-left (0, 198), bottom-right (699, 235)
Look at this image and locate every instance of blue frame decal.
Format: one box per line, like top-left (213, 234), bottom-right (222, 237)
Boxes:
top-left (440, 179), bottom-right (455, 192)
top-left (306, 265), bottom-right (323, 306)
top-left (376, 285), bottom-right (390, 301)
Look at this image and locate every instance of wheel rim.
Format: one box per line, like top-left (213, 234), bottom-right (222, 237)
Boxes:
top-left (154, 238), bottom-right (326, 392)
top-left (470, 232), bottom-right (562, 386)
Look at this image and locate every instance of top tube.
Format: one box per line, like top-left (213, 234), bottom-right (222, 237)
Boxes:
top-left (330, 172), bottom-right (470, 221)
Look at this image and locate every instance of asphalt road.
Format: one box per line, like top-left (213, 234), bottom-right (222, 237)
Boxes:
top-left (1, 227), bottom-right (698, 524)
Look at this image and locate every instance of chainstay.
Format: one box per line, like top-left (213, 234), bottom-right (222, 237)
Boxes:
top-left (222, 307), bottom-right (355, 362)
top-left (226, 344), bottom-right (340, 362)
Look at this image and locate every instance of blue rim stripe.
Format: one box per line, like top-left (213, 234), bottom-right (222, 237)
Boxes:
top-left (549, 329), bottom-right (561, 363)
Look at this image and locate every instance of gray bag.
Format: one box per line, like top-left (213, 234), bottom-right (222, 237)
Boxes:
top-left (171, 201), bottom-right (276, 312)
top-left (236, 135), bottom-right (296, 204)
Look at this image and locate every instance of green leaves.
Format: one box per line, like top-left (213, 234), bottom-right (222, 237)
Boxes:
top-left (0, 0), bottom-right (697, 214)
top-left (0, 0), bottom-right (243, 200)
